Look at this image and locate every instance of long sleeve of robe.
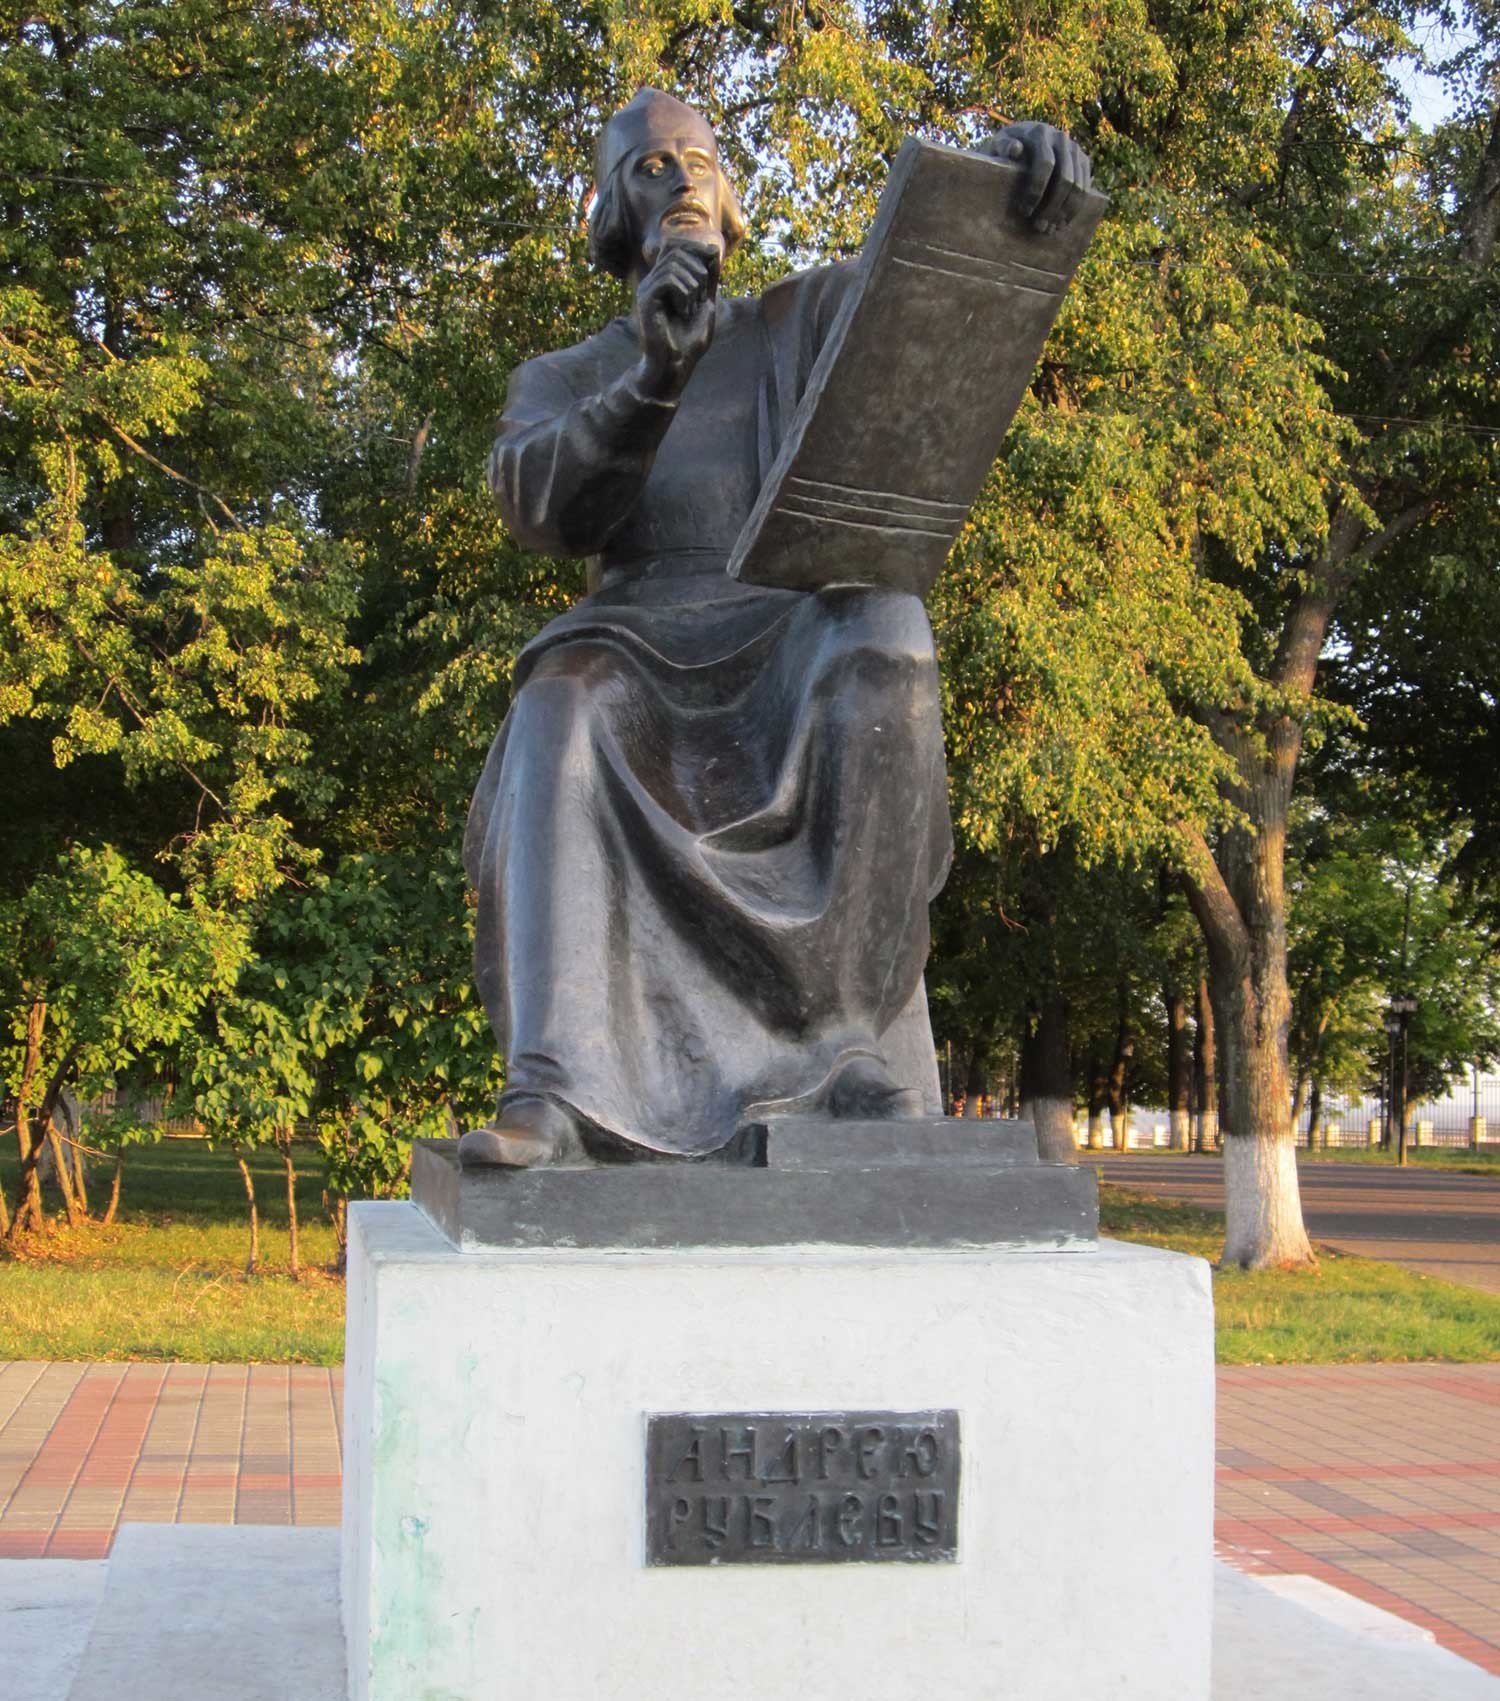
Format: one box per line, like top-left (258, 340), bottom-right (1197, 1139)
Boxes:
top-left (464, 263), bottom-right (954, 1154)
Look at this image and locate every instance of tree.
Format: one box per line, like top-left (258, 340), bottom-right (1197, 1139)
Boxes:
top-left (6, 1), bottom-right (1495, 1255)
top-left (1, 846), bottom-right (244, 1236)
top-left (1175, 2), bottom-right (1499, 1260)
top-left (1285, 806), bottom-right (1393, 1129)
top-left (906, 0), bottom-right (1500, 1263)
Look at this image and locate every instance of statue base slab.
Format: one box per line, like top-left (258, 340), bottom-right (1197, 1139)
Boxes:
top-left (409, 1119), bottom-right (1099, 1251)
top-left (342, 1199), bottom-right (1214, 1700)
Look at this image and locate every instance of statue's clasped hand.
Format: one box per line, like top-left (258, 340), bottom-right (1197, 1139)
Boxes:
top-left (979, 122), bottom-right (1093, 234)
top-left (636, 237), bottom-right (721, 402)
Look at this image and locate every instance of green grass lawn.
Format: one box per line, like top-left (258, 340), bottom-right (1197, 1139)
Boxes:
top-left (1100, 1184), bottom-right (1500, 1364)
top-left (0, 1138), bottom-right (345, 1364)
top-left (0, 1139), bottom-right (1496, 1366)
top-left (1299, 1144), bottom-right (1499, 1175)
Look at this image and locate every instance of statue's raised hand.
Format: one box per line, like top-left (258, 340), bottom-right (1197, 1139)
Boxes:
top-left (635, 238), bottom-right (720, 401)
top-left (979, 123), bottom-right (1092, 235)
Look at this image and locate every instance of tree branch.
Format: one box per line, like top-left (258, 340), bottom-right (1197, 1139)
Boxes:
top-left (1229, 4), bottom-right (1376, 208)
top-left (106, 425), bottom-right (237, 526)
top-left (1461, 93), bottom-right (1500, 270)
top-left (1272, 497), bottom-right (1435, 697)
top-left (1175, 824), bottom-right (1250, 973)
top-left (404, 410), bottom-right (434, 497)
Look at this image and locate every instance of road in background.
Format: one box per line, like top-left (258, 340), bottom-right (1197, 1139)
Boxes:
top-left (1088, 1154), bottom-right (1500, 1293)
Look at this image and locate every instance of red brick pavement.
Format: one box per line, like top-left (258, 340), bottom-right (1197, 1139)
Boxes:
top-left (1215, 1363), bottom-right (1500, 1674)
top-left (1, 1360), bottom-right (1496, 1674)
top-left (0, 1363), bottom-right (341, 1561)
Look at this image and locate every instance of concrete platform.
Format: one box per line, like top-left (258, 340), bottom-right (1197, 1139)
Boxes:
top-left (5, 1530), bottom-right (1498, 1699)
top-left (1213, 1565), bottom-right (1500, 1698)
top-left (61, 1525), bottom-right (343, 1701)
top-left (3, 1557), bottom-right (107, 1701)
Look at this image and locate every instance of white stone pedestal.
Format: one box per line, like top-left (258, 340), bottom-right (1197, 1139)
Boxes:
top-left (341, 1202), bottom-right (1214, 1701)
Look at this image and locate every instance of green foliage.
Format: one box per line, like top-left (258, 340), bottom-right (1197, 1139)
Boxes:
top-left (191, 852), bottom-right (498, 1198)
top-left (2, 0), bottom-right (1496, 1246)
top-left (1, 845), bottom-right (246, 1104)
top-left (1288, 797), bottom-right (1500, 1105)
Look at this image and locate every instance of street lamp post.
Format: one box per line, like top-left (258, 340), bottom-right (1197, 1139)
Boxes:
top-left (1386, 995), bottom-right (1418, 1167)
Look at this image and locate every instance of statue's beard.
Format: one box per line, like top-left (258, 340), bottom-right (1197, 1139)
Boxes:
top-left (640, 213), bottom-right (723, 272)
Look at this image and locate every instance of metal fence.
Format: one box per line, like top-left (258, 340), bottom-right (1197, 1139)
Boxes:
top-left (1054, 1113), bottom-right (1498, 1151)
top-left (1289, 1069), bottom-right (1500, 1149)
top-left (1033, 1072), bottom-right (1500, 1149)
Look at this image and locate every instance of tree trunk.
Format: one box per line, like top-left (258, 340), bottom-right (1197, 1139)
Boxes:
top-left (45, 1123), bottom-right (81, 1227)
top-left (102, 1156), bottom-right (124, 1226)
top-left (236, 1151), bottom-right (260, 1275)
top-left (1185, 800), bottom-right (1316, 1268)
top-left (1215, 921), bottom-right (1313, 1265)
top-left (10, 1028), bottom-right (81, 1240)
top-left (1107, 989), bottom-right (1134, 1149)
top-left (280, 1134), bottom-right (300, 1281)
top-left (1194, 971), bottom-right (1218, 1151)
top-left (961, 1048), bottom-right (986, 1119)
top-left (1020, 991), bottom-right (1075, 1161)
top-left (1178, 491), bottom-right (1446, 1264)
top-left (1166, 984), bottom-right (1191, 1151)
top-left (10, 999), bottom-right (47, 1234)
top-left (54, 1090), bottom-right (87, 1211)
top-left (1086, 1056), bottom-right (1107, 1150)
top-left (329, 1196), bottom-right (348, 1275)
top-left (1308, 1078), bottom-right (1324, 1152)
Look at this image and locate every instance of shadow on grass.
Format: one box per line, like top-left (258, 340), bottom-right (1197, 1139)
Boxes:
top-left (0, 1134), bottom-right (333, 1232)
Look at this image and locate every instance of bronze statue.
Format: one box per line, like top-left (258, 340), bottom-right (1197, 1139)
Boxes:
top-left (461, 91), bottom-right (1092, 1168)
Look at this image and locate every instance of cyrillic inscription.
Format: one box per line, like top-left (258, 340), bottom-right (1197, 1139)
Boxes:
top-left (645, 1410), bottom-right (959, 1565)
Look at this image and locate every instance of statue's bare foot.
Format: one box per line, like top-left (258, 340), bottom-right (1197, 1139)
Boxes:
top-left (823, 1057), bottom-right (921, 1120)
top-left (458, 1095), bottom-right (582, 1168)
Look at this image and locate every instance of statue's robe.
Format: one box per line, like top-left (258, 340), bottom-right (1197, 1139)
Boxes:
top-left (466, 262), bottom-right (953, 1155)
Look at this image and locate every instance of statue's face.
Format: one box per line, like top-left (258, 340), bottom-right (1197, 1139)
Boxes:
top-left (622, 138), bottom-right (724, 274)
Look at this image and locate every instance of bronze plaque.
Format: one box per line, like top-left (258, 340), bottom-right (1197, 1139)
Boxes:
top-left (645, 1410), bottom-right (959, 1565)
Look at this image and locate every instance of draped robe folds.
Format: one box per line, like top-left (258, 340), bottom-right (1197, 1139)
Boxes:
top-left (465, 261), bottom-right (954, 1156)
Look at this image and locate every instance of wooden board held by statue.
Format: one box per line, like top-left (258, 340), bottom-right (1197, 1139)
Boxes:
top-left (728, 138), bottom-right (1108, 599)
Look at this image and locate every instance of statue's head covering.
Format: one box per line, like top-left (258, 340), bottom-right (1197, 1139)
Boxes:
top-left (588, 88), bottom-right (747, 280)
top-left (593, 88), bottom-right (719, 191)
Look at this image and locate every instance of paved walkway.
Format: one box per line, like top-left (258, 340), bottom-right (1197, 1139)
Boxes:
top-left (1213, 1363), bottom-right (1500, 1674)
top-left (0, 1364), bottom-right (341, 1559)
top-left (1, 1360), bottom-right (1496, 1674)
top-left (1091, 1153), bottom-right (1500, 1292)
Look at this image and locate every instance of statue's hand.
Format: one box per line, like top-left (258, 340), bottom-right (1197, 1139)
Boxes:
top-left (635, 238), bottom-right (720, 401)
top-left (979, 122), bottom-right (1093, 234)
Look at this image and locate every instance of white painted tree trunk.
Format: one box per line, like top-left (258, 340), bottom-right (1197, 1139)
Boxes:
top-left (1186, 788), bottom-right (1315, 1266)
top-left (1222, 1133), bottom-right (1310, 1267)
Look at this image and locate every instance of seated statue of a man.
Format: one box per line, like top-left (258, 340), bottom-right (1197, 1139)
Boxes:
top-left (461, 90), bottom-right (1091, 1168)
